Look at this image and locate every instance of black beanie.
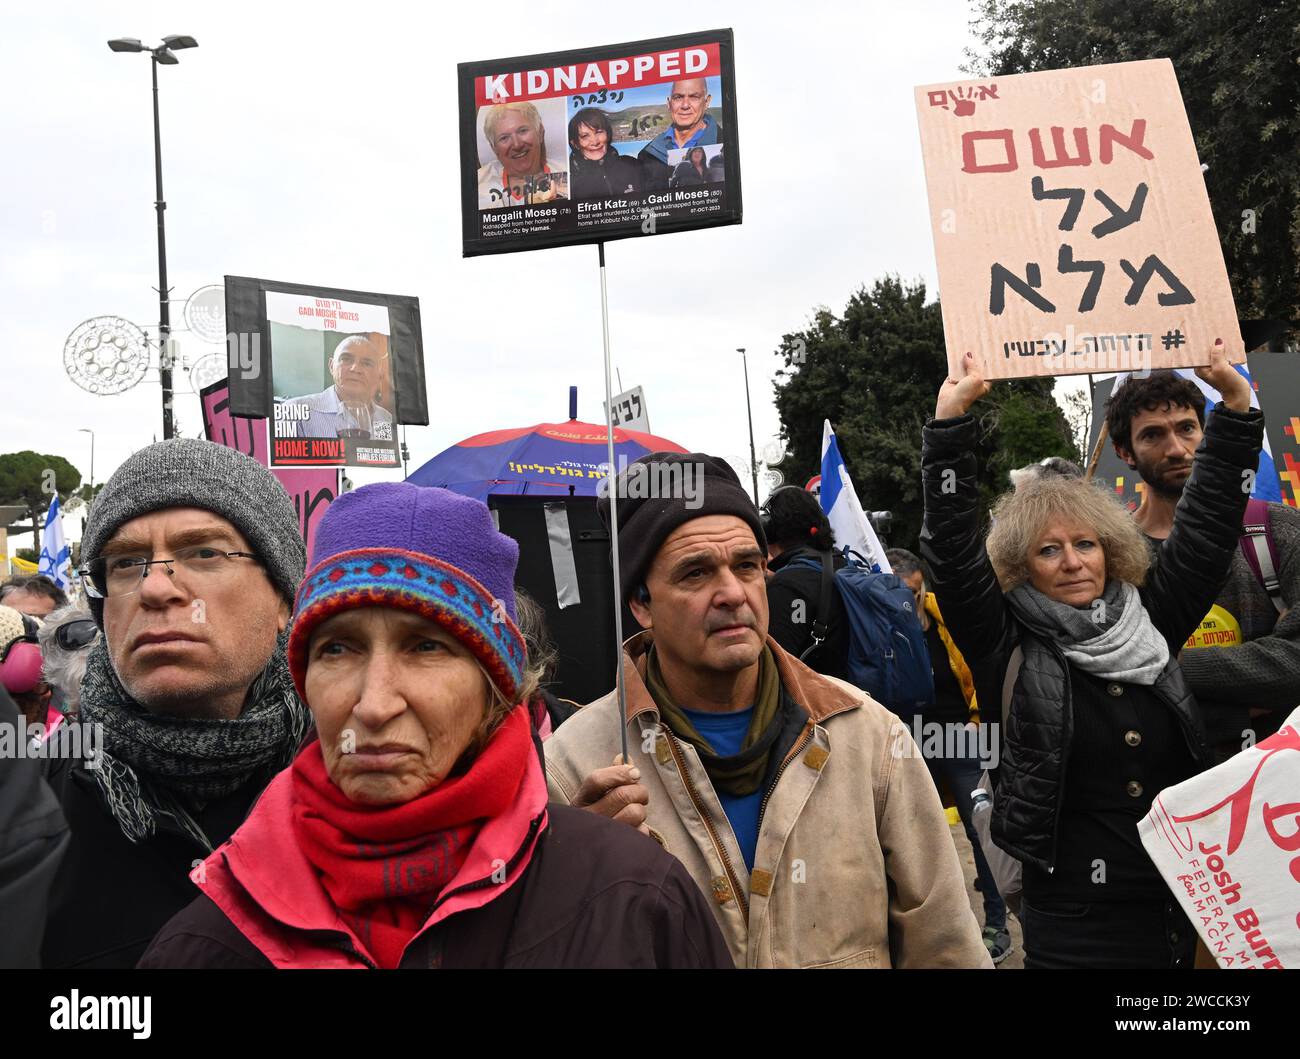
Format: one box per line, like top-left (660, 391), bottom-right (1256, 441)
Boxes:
top-left (596, 452), bottom-right (768, 603)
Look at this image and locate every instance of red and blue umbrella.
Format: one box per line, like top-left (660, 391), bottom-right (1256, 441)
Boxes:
top-left (407, 419), bottom-right (688, 501)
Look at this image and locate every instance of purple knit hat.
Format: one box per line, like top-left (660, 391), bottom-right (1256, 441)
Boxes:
top-left (287, 482), bottom-right (526, 704)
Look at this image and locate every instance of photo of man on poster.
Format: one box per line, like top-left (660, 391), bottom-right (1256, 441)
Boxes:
top-left (279, 333), bottom-right (395, 439)
top-left (637, 77), bottom-right (722, 190)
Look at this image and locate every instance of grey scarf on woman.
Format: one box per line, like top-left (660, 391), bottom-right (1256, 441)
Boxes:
top-left (77, 630), bottom-right (310, 848)
top-left (1007, 579), bottom-right (1170, 685)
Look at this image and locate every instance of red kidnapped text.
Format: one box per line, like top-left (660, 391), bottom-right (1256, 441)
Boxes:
top-left (475, 45), bottom-right (720, 106)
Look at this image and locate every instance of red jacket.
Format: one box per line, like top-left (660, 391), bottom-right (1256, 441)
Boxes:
top-left (141, 739), bottom-right (731, 969)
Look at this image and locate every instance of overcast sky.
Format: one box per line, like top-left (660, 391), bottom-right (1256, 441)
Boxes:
top-left (1, 0), bottom-right (995, 547)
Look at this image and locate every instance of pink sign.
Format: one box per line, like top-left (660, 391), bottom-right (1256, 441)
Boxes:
top-left (201, 382), bottom-right (340, 559)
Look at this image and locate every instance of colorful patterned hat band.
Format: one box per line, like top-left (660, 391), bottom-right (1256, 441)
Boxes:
top-left (287, 547), bottom-right (527, 705)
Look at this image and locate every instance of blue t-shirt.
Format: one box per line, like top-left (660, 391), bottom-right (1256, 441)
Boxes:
top-left (680, 705), bottom-right (763, 872)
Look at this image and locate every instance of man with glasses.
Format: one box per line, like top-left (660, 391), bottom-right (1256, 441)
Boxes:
top-left (41, 438), bottom-right (309, 968)
top-left (637, 77), bottom-right (722, 192)
top-left (278, 333), bottom-right (395, 440)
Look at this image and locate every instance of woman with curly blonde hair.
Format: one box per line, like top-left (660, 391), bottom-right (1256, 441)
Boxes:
top-left (920, 347), bottom-right (1264, 970)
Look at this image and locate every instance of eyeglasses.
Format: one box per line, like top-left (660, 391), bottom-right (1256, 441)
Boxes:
top-left (81, 546), bottom-right (260, 599)
top-left (55, 618), bottom-right (100, 651)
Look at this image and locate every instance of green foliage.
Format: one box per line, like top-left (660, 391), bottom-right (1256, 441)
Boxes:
top-left (0, 451), bottom-right (84, 541)
top-left (773, 277), bottom-right (1077, 549)
top-left (966, 0), bottom-right (1300, 324)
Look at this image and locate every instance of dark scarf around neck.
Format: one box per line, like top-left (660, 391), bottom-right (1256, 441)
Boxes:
top-left (645, 644), bottom-right (782, 796)
top-left (77, 630), bottom-right (310, 847)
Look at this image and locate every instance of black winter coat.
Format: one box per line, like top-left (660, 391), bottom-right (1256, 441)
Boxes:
top-left (0, 689), bottom-right (68, 968)
top-left (39, 741), bottom-right (277, 968)
top-left (920, 405), bottom-right (1264, 873)
top-left (569, 149), bottom-right (641, 199)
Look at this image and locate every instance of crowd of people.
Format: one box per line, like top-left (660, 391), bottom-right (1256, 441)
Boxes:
top-left (1, 344), bottom-right (1295, 970)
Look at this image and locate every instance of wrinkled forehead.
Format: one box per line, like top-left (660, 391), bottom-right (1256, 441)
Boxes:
top-left (670, 78), bottom-right (709, 97)
top-left (333, 337), bottom-right (384, 363)
top-left (1033, 514), bottom-right (1100, 545)
top-left (1130, 400), bottom-right (1202, 434)
top-left (494, 109), bottom-right (538, 134)
top-left (652, 515), bottom-right (761, 571)
top-left (102, 506), bottom-right (247, 552)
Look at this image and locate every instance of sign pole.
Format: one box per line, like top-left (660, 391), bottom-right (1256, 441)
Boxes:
top-left (598, 242), bottom-right (630, 765)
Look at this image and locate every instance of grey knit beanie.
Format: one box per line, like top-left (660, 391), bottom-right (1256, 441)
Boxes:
top-left (81, 439), bottom-right (306, 627)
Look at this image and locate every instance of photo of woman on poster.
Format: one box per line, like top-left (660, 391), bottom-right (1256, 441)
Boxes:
top-left (567, 106), bottom-right (640, 198)
top-left (670, 145), bottom-right (710, 188)
top-left (477, 101), bottom-right (569, 209)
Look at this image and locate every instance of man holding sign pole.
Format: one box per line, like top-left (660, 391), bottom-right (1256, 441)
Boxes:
top-left (544, 453), bottom-right (990, 969)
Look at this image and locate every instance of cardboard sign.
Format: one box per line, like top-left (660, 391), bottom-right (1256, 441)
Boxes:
top-left (1139, 707), bottom-right (1300, 969)
top-left (200, 380), bottom-right (341, 559)
top-left (458, 29), bottom-right (742, 256)
top-left (916, 59), bottom-right (1242, 380)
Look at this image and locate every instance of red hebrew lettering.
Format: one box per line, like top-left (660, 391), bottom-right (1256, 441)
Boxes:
top-left (1099, 119), bottom-right (1154, 164)
top-left (961, 130), bottom-right (1017, 174)
top-left (1029, 126), bottom-right (1091, 168)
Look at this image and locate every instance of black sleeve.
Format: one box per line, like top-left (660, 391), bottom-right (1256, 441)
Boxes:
top-left (1144, 404), bottom-right (1265, 648)
top-left (919, 415), bottom-right (1015, 668)
top-left (0, 688), bottom-right (69, 968)
top-left (766, 572), bottom-right (817, 660)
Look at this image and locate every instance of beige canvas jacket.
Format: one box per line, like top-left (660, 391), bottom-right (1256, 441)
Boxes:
top-left (544, 632), bottom-right (991, 969)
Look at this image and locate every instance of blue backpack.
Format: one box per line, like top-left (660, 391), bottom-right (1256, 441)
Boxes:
top-left (786, 548), bottom-right (934, 713)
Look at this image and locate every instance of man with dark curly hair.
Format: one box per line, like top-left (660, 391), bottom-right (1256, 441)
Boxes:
top-left (1105, 367), bottom-right (1300, 756)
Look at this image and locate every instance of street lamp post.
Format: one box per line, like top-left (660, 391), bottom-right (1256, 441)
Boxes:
top-left (108, 35), bottom-right (198, 441)
top-left (77, 429), bottom-right (95, 492)
top-left (738, 348), bottom-right (759, 504)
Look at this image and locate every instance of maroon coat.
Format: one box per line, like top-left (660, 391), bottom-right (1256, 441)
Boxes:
top-left (138, 741), bottom-right (731, 970)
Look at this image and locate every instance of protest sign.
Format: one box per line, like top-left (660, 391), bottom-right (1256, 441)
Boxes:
top-left (223, 276), bottom-right (427, 468)
top-left (915, 59), bottom-right (1242, 380)
top-left (458, 29), bottom-right (741, 256)
top-left (201, 380), bottom-right (340, 558)
top-left (604, 385), bottom-right (649, 433)
top-left (1140, 707), bottom-right (1300, 968)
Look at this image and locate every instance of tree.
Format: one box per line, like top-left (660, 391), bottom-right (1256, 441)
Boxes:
top-left (0, 452), bottom-right (83, 544)
top-left (966, 0), bottom-right (1300, 326)
top-left (773, 277), bottom-right (1077, 550)
top-left (1062, 387), bottom-right (1094, 462)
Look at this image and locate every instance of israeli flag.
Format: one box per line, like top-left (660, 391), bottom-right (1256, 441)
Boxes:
top-left (1111, 364), bottom-right (1280, 502)
top-left (38, 496), bottom-right (72, 590)
top-left (820, 420), bottom-right (892, 573)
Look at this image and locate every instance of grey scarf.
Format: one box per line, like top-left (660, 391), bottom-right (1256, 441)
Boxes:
top-left (1007, 579), bottom-right (1170, 685)
top-left (77, 631), bottom-right (310, 848)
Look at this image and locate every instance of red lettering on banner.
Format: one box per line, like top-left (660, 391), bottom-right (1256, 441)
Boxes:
top-left (475, 44), bottom-right (722, 106)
